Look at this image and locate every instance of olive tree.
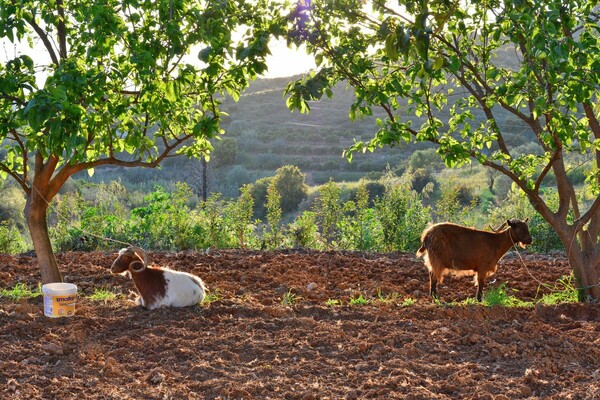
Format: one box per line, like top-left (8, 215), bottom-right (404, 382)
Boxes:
top-left (285, 0), bottom-right (600, 300)
top-left (0, 0), bottom-right (281, 283)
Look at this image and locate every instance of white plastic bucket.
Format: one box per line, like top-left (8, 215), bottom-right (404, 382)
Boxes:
top-left (42, 283), bottom-right (77, 317)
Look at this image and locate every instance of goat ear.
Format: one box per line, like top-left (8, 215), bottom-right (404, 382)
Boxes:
top-left (506, 219), bottom-right (512, 226)
top-left (524, 217), bottom-right (529, 223)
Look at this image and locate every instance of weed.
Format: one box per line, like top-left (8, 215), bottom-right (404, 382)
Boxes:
top-left (482, 283), bottom-right (533, 307)
top-left (349, 293), bottom-right (370, 306)
top-left (87, 288), bottom-right (118, 303)
top-left (375, 288), bottom-right (400, 303)
top-left (537, 274), bottom-right (579, 305)
top-left (203, 288), bottom-right (223, 304)
top-left (0, 283), bottom-right (42, 301)
top-left (401, 297), bottom-right (416, 307)
top-left (325, 298), bottom-right (342, 306)
top-left (282, 289), bottom-right (300, 306)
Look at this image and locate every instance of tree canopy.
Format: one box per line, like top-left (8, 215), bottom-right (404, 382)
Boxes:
top-left (285, 0), bottom-right (600, 300)
top-left (0, 0), bottom-right (282, 282)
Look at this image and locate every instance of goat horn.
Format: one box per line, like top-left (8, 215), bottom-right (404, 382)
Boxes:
top-left (128, 246), bottom-right (148, 267)
top-left (489, 222), bottom-right (508, 233)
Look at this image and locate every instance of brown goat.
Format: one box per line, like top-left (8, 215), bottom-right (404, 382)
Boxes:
top-left (416, 219), bottom-right (532, 301)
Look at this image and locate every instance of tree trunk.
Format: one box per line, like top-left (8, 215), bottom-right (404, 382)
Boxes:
top-left (25, 195), bottom-right (62, 284)
top-left (564, 241), bottom-right (600, 301)
top-left (201, 158), bottom-right (208, 202)
top-left (570, 256), bottom-right (600, 301)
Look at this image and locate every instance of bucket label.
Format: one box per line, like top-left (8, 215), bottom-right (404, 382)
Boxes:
top-left (44, 294), bottom-right (77, 317)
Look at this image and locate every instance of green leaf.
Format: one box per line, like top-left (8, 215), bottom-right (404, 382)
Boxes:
top-left (385, 33), bottom-right (399, 61)
top-left (165, 81), bottom-right (178, 102)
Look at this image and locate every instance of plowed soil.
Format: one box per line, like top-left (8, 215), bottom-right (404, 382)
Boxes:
top-left (1, 250), bottom-right (600, 399)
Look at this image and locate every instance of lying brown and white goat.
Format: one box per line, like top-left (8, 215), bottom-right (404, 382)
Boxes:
top-left (111, 246), bottom-right (207, 310)
top-left (416, 219), bottom-right (532, 302)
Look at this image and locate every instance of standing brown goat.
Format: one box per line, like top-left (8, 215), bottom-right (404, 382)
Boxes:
top-left (416, 219), bottom-right (532, 301)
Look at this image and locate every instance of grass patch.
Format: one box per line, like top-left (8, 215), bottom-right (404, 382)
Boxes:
top-left (0, 283), bottom-right (42, 301)
top-left (456, 284), bottom-right (534, 307)
top-left (87, 288), bottom-right (119, 303)
top-left (537, 274), bottom-right (579, 305)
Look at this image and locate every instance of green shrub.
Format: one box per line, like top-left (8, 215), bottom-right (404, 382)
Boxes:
top-left (272, 165), bottom-right (308, 214)
top-left (434, 178), bottom-right (476, 224)
top-left (313, 180), bottom-right (342, 248)
top-left (375, 184), bottom-right (431, 252)
top-left (0, 222), bottom-right (27, 254)
top-left (224, 185), bottom-right (256, 249)
top-left (128, 183), bottom-right (201, 250)
top-left (197, 193), bottom-right (234, 249)
top-left (339, 185), bottom-right (382, 250)
top-left (265, 180), bottom-right (283, 249)
top-left (288, 211), bottom-right (319, 249)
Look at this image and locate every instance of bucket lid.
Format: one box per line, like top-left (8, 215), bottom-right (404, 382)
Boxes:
top-left (42, 282), bottom-right (78, 294)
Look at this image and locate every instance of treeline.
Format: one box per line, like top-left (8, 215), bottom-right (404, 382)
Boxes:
top-left (0, 163), bottom-right (564, 255)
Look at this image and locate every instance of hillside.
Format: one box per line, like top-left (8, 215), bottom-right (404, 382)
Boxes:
top-left (79, 75), bottom-right (432, 197)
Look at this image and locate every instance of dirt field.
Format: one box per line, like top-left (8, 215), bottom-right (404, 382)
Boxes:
top-left (1, 249), bottom-right (599, 399)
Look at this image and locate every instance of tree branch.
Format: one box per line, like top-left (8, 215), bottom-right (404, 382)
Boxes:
top-left (0, 162), bottom-right (28, 193)
top-left (56, 0), bottom-right (68, 59)
top-left (9, 127), bottom-right (28, 183)
top-left (47, 134), bottom-right (192, 199)
top-left (575, 196), bottom-right (600, 239)
top-left (0, 93), bottom-right (27, 107)
top-left (25, 17), bottom-right (59, 66)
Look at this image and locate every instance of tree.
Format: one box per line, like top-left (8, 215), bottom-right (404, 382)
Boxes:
top-left (0, 0), bottom-right (281, 283)
top-left (272, 164), bottom-right (308, 213)
top-left (285, 0), bottom-right (600, 300)
top-left (249, 164), bottom-right (308, 218)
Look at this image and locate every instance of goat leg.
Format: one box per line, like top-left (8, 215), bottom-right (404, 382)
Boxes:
top-left (476, 273), bottom-right (485, 302)
top-left (429, 271), bottom-right (438, 300)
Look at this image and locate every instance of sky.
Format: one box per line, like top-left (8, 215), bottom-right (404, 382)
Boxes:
top-left (264, 39), bottom-right (316, 78)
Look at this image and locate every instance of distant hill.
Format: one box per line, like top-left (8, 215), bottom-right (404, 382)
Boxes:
top-left (75, 67), bottom-right (536, 198)
top-left (79, 74), bottom-right (431, 197)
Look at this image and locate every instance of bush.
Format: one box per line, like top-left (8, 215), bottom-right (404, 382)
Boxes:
top-left (223, 185), bottom-right (257, 249)
top-left (0, 186), bottom-right (26, 230)
top-left (288, 211), bottom-right (319, 249)
top-left (265, 180), bottom-right (283, 249)
top-left (0, 222), bottom-right (27, 254)
top-left (434, 178), bottom-right (476, 224)
top-left (375, 184), bottom-right (431, 252)
top-left (212, 137), bottom-right (239, 167)
top-left (249, 177), bottom-right (270, 219)
top-left (409, 168), bottom-right (436, 194)
top-left (249, 165), bottom-right (309, 219)
top-left (128, 183), bottom-right (202, 250)
top-left (339, 185), bottom-right (382, 250)
top-left (313, 180), bottom-right (342, 248)
top-left (273, 165), bottom-right (308, 214)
